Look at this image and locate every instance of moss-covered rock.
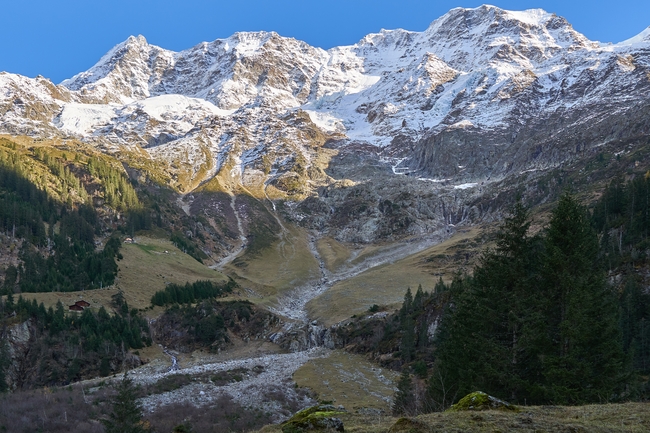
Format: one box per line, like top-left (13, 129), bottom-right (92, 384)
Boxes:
top-left (387, 417), bottom-right (429, 433)
top-left (448, 391), bottom-right (518, 412)
top-left (282, 405), bottom-right (345, 433)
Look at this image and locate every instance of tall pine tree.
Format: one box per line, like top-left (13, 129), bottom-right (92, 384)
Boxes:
top-left (539, 193), bottom-right (624, 403)
top-left (393, 370), bottom-right (416, 416)
top-left (102, 373), bottom-right (150, 433)
top-left (400, 288), bottom-right (416, 362)
top-left (429, 201), bottom-right (541, 406)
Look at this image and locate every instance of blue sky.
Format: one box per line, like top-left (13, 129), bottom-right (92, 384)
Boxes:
top-left (2, 1), bottom-right (649, 83)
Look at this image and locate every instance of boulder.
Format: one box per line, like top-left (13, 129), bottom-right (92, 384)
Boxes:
top-left (448, 391), bottom-right (518, 412)
top-left (282, 405), bottom-right (345, 433)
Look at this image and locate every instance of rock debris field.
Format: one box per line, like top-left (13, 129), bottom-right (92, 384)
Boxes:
top-left (129, 347), bottom-right (329, 422)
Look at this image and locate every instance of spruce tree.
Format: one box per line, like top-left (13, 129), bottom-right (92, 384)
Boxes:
top-left (102, 373), bottom-right (150, 433)
top-left (400, 288), bottom-right (416, 362)
top-left (392, 370), bottom-right (416, 416)
top-left (429, 202), bottom-right (541, 406)
top-left (400, 314), bottom-right (416, 363)
top-left (539, 193), bottom-right (624, 403)
top-left (428, 275), bottom-right (484, 409)
top-left (400, 288), bottom-right (413, 319)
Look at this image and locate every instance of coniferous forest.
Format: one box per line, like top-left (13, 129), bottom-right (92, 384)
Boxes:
top-left (382, 182), bottom-right (650, 415)
top-left (0, 139), bottom-right (217, 391)
top-left (0, 292), bottom-right (150, 390)
top-left (0, 143), bottom-right (128, 294)
top-left (428, 195), bottom-right (625, 410)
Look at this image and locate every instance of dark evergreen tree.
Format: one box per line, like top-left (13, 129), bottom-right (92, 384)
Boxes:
top-left (400, 287), bottom-right (413, 319)
top-left (392, 370), bottom-right (416, 416)
top-left (413, 285), bottom-right (424, 312)
top-left (539, 193), bottom-right (625, 403)
top-left (429, 202), bottom-right (541, 406)
top-left (0, 339), bottom-right (8, 393)
top-left (102, 373), bottom-right (150, 433)
top-left (2, 265), bottom-right (17, 295)
top-left (620, 275), bottom-right (650, 379)
top-left (399, 288), bottom-right (416, 362)
top-left (400, 314), bottom-right (416, 363)
top-left (427, 275), bottom-right (480, 410)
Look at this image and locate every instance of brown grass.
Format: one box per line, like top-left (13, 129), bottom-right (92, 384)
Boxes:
top-left (19, 236), bottom-right (228, 313)
top-left (307, 227), bottom-right (488, 326)
top-left (258, 402), bottom-right (650, 433)
top-left (293, 350), bottom-right (399, 413)
top-left (315, 237), bottom-right (351, 273)
top-left (224, 224), bottom-right (320, 306)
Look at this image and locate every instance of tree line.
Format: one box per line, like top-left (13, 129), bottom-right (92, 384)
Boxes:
top-left (0, 292), bottom-right (151, 390)
top-left (150, 279), bottom-right (237, 307)
top-left (391, 183), bottom-right (650, 415)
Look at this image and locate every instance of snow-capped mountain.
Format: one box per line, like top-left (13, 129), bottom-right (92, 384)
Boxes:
top-left (1, 5), bottom-right (650, 196)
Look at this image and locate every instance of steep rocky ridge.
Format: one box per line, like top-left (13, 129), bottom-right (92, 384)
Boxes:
top-left (1, 5), bottom-right (648, 204)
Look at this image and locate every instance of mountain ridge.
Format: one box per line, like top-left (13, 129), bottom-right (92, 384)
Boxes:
top-left (1, 5), bottom-right (649, 245)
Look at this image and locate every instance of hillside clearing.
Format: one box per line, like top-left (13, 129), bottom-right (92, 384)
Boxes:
top-left (18, 236), bottom-right (228, 312)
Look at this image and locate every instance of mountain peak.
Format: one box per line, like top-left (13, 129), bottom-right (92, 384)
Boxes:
top-left (427, 5), bottom-right (580, 37)
top-left (618, 26), bottom-right (650, 45)
top-left (124, 34), bottom-right (149, 47)
top-left (60, 34), bottom-right (168, 103)
top-left (419, 5), bottom-right (592, 71)
top-left (224, 30), bottom-right (282, 56)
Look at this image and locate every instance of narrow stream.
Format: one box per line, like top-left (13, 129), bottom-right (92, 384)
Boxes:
top-left (162, 346), bottom-right (179, 372)
top-left (269, 230), bottom-right (447, 328)
top-left (213, 193), bottom-right (248, 269)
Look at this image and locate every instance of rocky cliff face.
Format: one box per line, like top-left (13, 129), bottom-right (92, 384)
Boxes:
top-left (1, 5), bottom-right (649, 241)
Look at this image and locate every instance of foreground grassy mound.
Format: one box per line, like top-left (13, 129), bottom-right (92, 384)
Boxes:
top-left (387, 417), bottom-right (429, 433)
top-left (448, 391), bottom-right (518, 412)
top-left (281, 404), bottom-right (345, 433)
top-left (259, 402), bottom-right (650, 433)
